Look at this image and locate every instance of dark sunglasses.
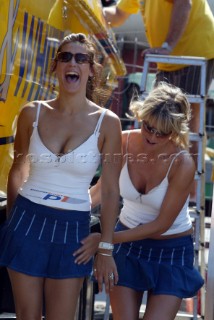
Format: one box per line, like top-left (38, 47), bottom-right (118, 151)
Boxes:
top-left (56, 52), bottom-right (91, 64)
top-left (142, 120), bottom-right (170, 138)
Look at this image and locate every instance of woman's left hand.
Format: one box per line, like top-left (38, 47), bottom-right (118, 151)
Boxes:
top-left (73, 233), bottom-right (101, 264)
top-left (93, 253), bottom-right (119, 294)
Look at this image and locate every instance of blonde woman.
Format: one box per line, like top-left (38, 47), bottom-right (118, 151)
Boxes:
top-left (75, 82), bottom-right (204, 320)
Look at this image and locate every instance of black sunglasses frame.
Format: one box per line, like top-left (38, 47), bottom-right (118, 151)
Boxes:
top-left (142, 120), bottom-right (170, 138)
top-left (56, 52), bottom-right (91, 64)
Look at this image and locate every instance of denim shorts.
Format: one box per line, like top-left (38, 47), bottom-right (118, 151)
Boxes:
top-left (113, 221), bottom-right (204, 298)
top-left (0, 194), bottom-right (92, 279)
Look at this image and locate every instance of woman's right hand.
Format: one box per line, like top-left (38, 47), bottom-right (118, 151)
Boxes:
top-left (93, 252), bottom-right (118, 294)
top-left (73, 233), bottom-right (101, 265)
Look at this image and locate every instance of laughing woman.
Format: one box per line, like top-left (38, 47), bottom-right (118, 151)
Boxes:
top-left (0, 33), bottom-right (122, 320)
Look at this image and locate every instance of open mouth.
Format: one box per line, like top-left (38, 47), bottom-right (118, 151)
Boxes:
top-left (65, 71), bottom-right (80, 83)
top-left (146, 138), bottom-right (156, 145)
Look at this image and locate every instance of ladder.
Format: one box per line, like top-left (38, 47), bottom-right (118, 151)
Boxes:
top-left (205, 185), bottom-right (214, 319)
top-left (140, 54), bottom-right (207, 320)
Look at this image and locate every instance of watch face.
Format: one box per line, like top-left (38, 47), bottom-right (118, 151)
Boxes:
top-left (98, 242), bottom-right (114, 250)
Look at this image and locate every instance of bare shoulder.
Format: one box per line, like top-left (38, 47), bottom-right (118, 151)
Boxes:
top-left (178, 150), bottom-right (195, 170)
top-left (99, 108), bottom-right (121, 131)
top-left (18, 100), bottom-right (52, 122)
top-left (170, 150), bottom-right (196, 182)
top-left (103, 108), bottom-right (120, 122)
top-left (19, 100), bottom-right (40, 116)
top-left (122, 129), bottom-right (140, 142)
top-left (17, 101), bottom-right (38, 123)
top-left (89, 102), bottom-right (120, 122)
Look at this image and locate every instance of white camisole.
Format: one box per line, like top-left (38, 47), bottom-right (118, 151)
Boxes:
top-left (119, 134), bottom-right (192, 235)
top-left (19, 103), bottom-right (107, 211)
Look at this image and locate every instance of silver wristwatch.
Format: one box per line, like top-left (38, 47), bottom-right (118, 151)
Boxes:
top-left (161, 42), bottom-right (172, 52)
top-left (98, 242), bottom-right (114, 250)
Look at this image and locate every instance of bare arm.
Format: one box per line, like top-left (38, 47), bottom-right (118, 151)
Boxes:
top-left (93, 111), bottom-right (122, 292)
top-left (165, 0), bottom-right (192, 49)
top-left (72, 131), bottom-right (126, 264)
top-left (103, 5), bottom-right (131, 27)
top-left (143, 0), bottom-right (192, 55)
top-left (89, 130), bottom-right (129, 208)
top-left (89, 130), bottom-right (125, 212)
top-left (99, 114), bottom-right (122, 244)
top-left (7, 105), bottom-right (35, 216)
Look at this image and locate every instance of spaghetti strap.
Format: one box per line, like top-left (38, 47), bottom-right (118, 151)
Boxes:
top-left (33, 102), bottom-right (42, 128)
top-left (94, 109), bottom-right (107, 135)
top-left (166, 150), bottom-right (188, 177)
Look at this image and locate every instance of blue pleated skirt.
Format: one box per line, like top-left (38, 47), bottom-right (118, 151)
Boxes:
top-left (0, 194), bottom-right (92, 279)
top-left (113, 221), bottom-right (204, 298)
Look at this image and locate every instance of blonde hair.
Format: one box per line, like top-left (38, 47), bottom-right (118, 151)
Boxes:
top-left (51, 33), bottom-right (104, 104)
top-left (130, 82), bottom-right (191, 148)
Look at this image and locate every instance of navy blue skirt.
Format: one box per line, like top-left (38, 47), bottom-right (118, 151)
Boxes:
top-left (113, 221), bottom-right (204, 298)
top-left (0, 195), bottom-right (92, 279)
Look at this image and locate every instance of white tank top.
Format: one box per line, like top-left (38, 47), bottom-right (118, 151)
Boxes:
top-left (119, 133), bottom-right (192, 235)
top-left (19, 103), bottom-right (107, 211)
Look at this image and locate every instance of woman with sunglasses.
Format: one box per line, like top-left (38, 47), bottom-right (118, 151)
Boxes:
top-left (0, 33), bottom-right (122, 320)
top-left (74, 82), bottom-right (204, 320)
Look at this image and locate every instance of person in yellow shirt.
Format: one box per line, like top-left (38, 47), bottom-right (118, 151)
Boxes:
top-left (103, 0), bottom-right (214, 201)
